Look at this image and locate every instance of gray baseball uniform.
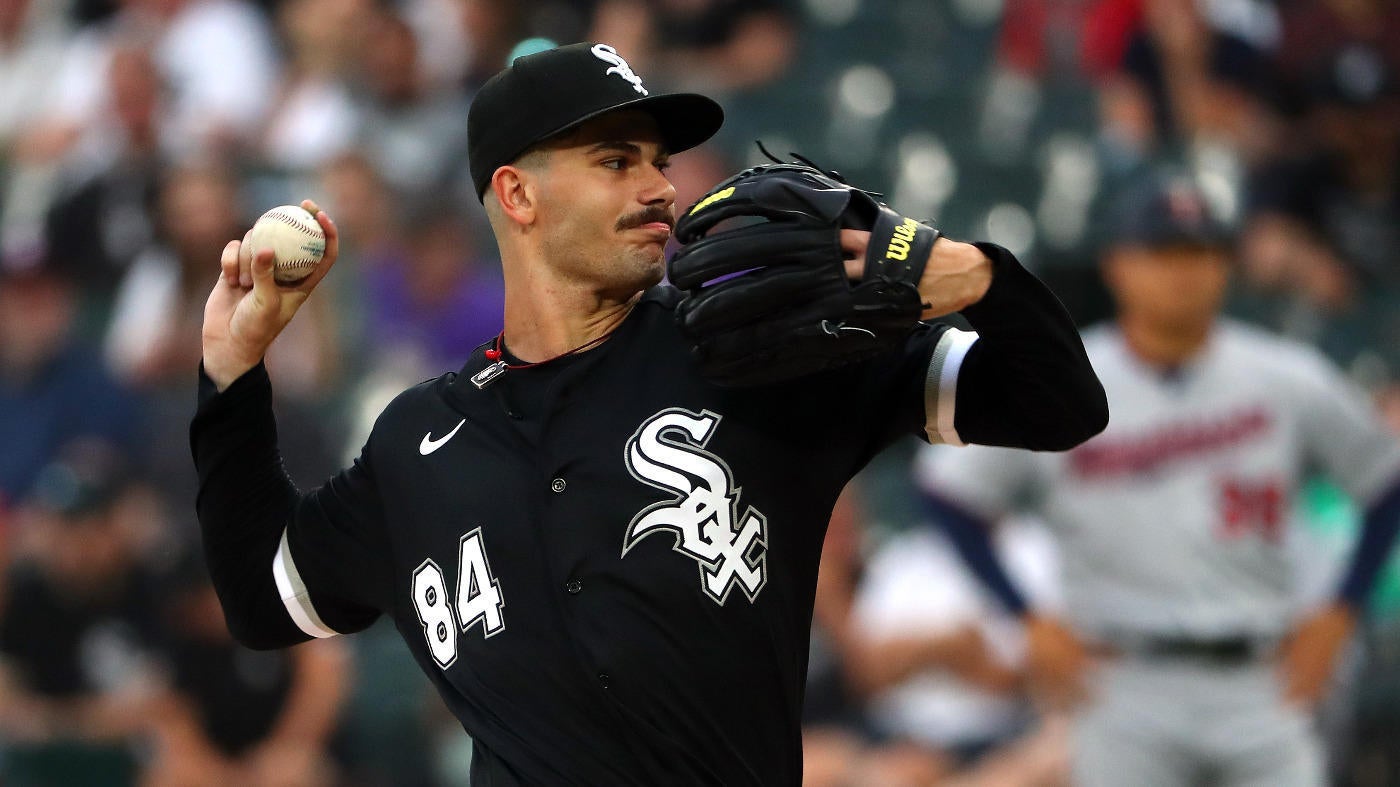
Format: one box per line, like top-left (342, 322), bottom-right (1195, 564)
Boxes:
top-left (917, 319), bottom-right (1400, 786)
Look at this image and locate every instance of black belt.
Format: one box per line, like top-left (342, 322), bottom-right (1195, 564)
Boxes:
top-left (1135, 635), bottom-right (1265, 663)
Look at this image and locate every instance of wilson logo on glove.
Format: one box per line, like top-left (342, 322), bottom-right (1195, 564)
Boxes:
top-left (885, 218), bottom-right (921, 261)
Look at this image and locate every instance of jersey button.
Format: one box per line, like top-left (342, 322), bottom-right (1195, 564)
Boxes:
top-left (597, 673), bottom-right (611, 689)
top-left (565, 580), bottom-right (582, 594)
top-left (551, 478), bottom-right (566, 493)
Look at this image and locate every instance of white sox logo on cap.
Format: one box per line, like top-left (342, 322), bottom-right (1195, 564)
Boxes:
top-left (591, 44), bottom-right (648, 96)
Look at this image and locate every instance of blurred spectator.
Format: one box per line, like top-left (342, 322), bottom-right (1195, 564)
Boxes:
top-left (805, 485), bottom-right (954, 787)
top-left (992, 0), bottom-right (1127, 169)
top-left (1, 17), bottom-right (152, 285)
top-left (350, 8), bottom-right (472, 201)
top-left (0, 256), bottom-right (143, 503)
top-left (846, 508), bottom-right (1067, 784)
top-left (1113, 0), bottom-right (1278, 158)
top-left (1268, 0), bottom-right (1400, 119)
top-left (0, 0), bottom-right (71, 152)
top-left (118, 0), bottom-right (279, 155)
top-left (992, 0), bottom-right (1280, 169)
top-left (398, 0), bottom-right (472, 90)
top-left (41, 39), bottom-right (165, 310)
top-left (512, 0), bottom-right (600, 46)
top-left (456, 0), bottom-right (529, 88)
top-left (105, 159), bottom-right (339, 398)
top-left (316, 150), bottom-right (423, 458)
top-left (363, 200), bottom-right (503, 378)
top-left (1242, 44), bottom-right (1400, 323)
top-left (1000, 0), bottom-right (1115, 80)
top-left (315, 150), bottom-right (392, 382)
top-left (21, 0), bottom-right (278, 165)
top-left (258, 0), bottom-right (368, 174)
top-left (0, 441), bottom-right (166, 787)
top-left (319, 151), bottom-right (404, 262)
top-left (591, 0), bottom-right (796, 94)
top-left (104, 159), bottom-right (248, 385)
top-left (805, 484), bottom-right (1069, 787)
top-left (144, 557), bottom-right (349, 787)
top-left (2, 0), bottom-right (277, 292)
top-left (807, 487), bottom-right (869, 738)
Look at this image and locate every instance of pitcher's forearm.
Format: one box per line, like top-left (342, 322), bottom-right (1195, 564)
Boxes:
top-left (191, 363), bottom-right (308, 649)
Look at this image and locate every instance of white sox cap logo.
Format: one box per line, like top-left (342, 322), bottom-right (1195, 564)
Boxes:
top-left (622, 408), bottom-right (767, 604)
top-left (591, 44), bottom-right (648, 96)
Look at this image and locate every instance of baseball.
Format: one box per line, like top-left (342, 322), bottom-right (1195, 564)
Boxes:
top-left (242, 205), bottom-right (326, 285)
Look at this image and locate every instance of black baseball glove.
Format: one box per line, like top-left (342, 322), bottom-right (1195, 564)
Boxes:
top-left (667, 153), bottom-right (940, 387)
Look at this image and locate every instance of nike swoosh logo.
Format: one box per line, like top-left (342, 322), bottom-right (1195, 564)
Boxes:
top-left (419, 419), bottom-right (466, 456)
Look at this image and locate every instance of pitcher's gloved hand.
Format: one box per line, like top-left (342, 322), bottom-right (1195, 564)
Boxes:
top-left (667, 153), bottom-right (940, 387)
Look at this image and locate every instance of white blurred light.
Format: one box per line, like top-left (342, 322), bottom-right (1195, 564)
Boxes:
top-left (825, 66), bottom-right (894, 167)
top-left (979, 68), bottom-right (1041, 163)
top-left (837, 65), bottom-right (896, 119)
top-left (892, 133), bottom-right (958, 220)
top-left (1037, 200), bottom-right (1087, 251)
top-left (951, 0), bottom-right (1005, 28)
top-left (984, 203), bottom-right (1036, 258)
top-left (1036, 133), bottom-right (1100, 250)
top-left (1039, 134), bottom-right (1099, 201)
top-left (1203, 0), bottom-right (1280, 49)
top-left (804, 0), bottom-right (861, 27)
top-left (1190, 142), bottom-right (1243, 226)
top-left (1197, 170), bottom-right (1238, 225)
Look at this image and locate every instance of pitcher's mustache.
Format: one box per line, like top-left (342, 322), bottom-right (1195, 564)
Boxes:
top-left (618, 207), bottom-right (675, 231)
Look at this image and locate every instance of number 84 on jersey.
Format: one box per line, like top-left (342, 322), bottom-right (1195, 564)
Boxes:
top-left (412, 526), bottom-right (505, 669)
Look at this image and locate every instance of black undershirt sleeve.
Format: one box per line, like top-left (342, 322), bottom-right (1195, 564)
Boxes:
top-left (953, 242), bottom-right (1109, 450)
top-left (190, 363), bottom-right (384, 650)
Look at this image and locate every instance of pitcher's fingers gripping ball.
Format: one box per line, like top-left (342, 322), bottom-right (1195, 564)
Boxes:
top-left (241, 205), bottom-right (327, 285)
top-left (666, 150), bottom-right (941, 387)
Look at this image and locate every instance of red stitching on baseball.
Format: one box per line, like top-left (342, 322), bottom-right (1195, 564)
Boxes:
top-left (266, 208), bottom-right (322, 240)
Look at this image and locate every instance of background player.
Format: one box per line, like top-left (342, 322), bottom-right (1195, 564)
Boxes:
top-left (191, 43), bottom-right (1107, 785)
top-left (916, 173), bottom-right (1400, 786)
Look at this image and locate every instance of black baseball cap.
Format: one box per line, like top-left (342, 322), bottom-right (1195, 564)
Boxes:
top-left (468, 42), bottom-right (724, 200)
top-left (1110, 175), bottom-right (1232, 249)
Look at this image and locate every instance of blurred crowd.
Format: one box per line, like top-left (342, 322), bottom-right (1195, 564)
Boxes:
top-left (0, 0), bottom-right (1397, 785)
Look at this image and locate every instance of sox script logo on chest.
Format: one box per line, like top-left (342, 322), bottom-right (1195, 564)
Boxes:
top-left (623, 408), bottom-right (769, 604)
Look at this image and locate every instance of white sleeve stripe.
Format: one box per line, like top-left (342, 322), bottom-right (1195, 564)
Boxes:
top-left (272, 529), bottom-right (339, 639)
top-left (924, 328), bottom-right (977, 446)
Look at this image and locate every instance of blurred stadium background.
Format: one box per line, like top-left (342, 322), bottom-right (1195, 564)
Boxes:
top-left (1, 0), bottom-right (1398, 784)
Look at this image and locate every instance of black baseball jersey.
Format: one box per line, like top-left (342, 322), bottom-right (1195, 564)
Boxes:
top-left (192, 243), bottom-right (1106, 786)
